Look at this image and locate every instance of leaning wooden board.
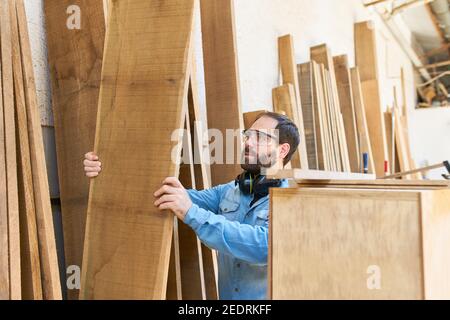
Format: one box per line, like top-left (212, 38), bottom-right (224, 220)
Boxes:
top-left (354, 21), bottom-right (389, 177)
top-left (278, 35), bottom-right (309, 169)
top-left (44, 0), bottom-right (105, 300)
top-left (10, 0), bottom-right (43, 299)
top-left (200, 0), bottom-right (244, 186)
top-left (15, 0), bottom-right (62, 299)
top-left (80, 0), bottom-right (196, 300)
top-left (1, 0), bottom-right (21, 300)
top-left (270, 187), bottom-right (450, 299)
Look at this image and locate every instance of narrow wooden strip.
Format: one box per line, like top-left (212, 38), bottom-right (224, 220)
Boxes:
top-left (16, 0), bottom-right (62, 299)
top-left (311, 62), bottom-right (328, 171)
top-left (10, 0), bottom-right (42, 299)
top-left (200, 0), bottom-right (244, 185)
top-left (394, 107), bottom-right (412, 179)
top-left (333, 55), bottom-right (360, 173)
top-left (272, 84), bottom-right (301, 168)
top-left (188, 67), bottom-right (218, 299)
top-left (298, 63), bottom-right (318, 170)
top-left (350, 67), bottom-right (375, 174)
top-left (355, 21), bottom-right (389, 176)
top-left (1, 0), bottom-right (21, 300)
top-left (0, 9), bottom-right (10, 299)
top-left (44, 0), bottom-right (105, 300)
top-left (80, 0), bottom-right (196, 300)
top-left (278, 35), bottom-right (309, 169)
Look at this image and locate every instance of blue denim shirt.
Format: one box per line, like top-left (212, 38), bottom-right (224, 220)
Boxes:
top-left (185, 179), bottom-right (288, 300)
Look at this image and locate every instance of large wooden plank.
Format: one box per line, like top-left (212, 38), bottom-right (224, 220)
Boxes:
top-left (298, 63), bottom-right (318, 170)
top-left (334, 55), bottom-right (360, 173)
top-left (44, 0), bottom-right (105, 300)
top-left (278, 35), bottom-right (309, 169)
top-left (200, 0), bottom-right (244, 185)
top-left (1, 0), bottom-right (21, 300)
top-left (10, 0), bottom-right (42, 299)
top-left (80, 0), bottom-right (196, 300)
top-left (355, 21), bottom-right (389, 177)
top-left (15, 0), bottom-right (62, 300)
top-left (350, 67), bottom-right (375, 174)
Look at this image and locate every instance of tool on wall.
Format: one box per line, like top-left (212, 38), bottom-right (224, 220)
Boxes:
top-left (381, 161), bottom-right (450, 180)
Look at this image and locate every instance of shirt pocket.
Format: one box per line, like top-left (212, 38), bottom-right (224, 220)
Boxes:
top-left (219, 198), bottom-right (240, 221)
top-left (254, 209), bottom-right (269, 227)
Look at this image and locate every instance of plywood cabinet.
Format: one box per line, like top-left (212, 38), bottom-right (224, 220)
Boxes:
top-left (270, 187), bottom-right (450, 300)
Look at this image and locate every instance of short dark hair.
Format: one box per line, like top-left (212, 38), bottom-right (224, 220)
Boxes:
top-left (255, 112), bottom-right (300, 166)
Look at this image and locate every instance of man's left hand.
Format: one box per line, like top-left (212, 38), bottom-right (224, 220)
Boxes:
top-left (154, 177), bottom-right (192, 221)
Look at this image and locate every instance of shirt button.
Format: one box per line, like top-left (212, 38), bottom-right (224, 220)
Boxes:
top-left (236, 263), bottom-right (241, 268)
top-left (234, 288), bottom-right (239, 292)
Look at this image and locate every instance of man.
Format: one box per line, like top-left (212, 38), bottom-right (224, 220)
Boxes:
top-left (83, 112), bottom-right (300, 300)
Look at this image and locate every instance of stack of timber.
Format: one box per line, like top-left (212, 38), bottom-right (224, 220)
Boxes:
top-left (45, 0), bottom-right (218, 300)
top-left (0, 0), bottom-right (61, 300)
top-left (271, 22), bottom-right (420, 180)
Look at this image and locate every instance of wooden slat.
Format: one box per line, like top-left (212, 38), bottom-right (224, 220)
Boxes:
top-left (272, 84), bottom-right (301, 168)
top-left (10, 0), bottom-right (42, 299)
top-left (278, 35), bottom-right (309, 169)
top-left (1, 0), bottom-right (21, 300)
top-left (15, 0), bottom-right (62, 299)
top-left (44, 0), bottom-right (105, 300)
top-left (311, 62), bottom-right (328, 170)
top-left (264, 168), bottom-right (376, 181)
top-left (188, 70), bottom-right (218, 300)
top-left (355, 21), bottom-right (389, 177)
top-left (298, 63), bottom-right (318, 170)
top-left (80, 0), bottom-right (196, 300)
top-left (200, 0), bottom-right (244, 185)
top-left (394, 107), bottom-right (412, 179)
top-left (384, 110), bottom-right (396, 175)
top-left (0, 14), bottom-right (9, 299)
top-left (350, 67), bottom-right (375, 174)
top-left (334, 55), bottom-right (360, 173)
top-left (178, 108), bottom-right (206, 300)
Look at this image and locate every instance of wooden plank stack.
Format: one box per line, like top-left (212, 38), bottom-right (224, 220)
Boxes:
top-left (273, 22), bottom-right (419, 179)
top-left (0, 0), bottom-right (61, 300)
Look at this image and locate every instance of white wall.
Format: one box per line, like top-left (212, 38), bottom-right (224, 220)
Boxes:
top-left (26, 0), bottom-right (450, 179)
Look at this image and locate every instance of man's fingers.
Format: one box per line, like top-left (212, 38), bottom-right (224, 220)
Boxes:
top-left (86, 172), bottom-right (99, 178)
top-left (154, 195), bottom-right (177, 207)
top-left (85, 152), bottom-right (99, 161)
top-left (154, 185), bottom-right (178, 198)
top-left (162, 177), bottom-right (184, 189)
top-left (84, 166), bottom-right (101, 173)
top-left (84, 159), bottom-right (101, 167)
top-left (157, 202), bottom-right (175, 212)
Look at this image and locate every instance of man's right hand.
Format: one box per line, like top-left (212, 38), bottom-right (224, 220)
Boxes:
top-left (84, 152), bottom-right (102, 178)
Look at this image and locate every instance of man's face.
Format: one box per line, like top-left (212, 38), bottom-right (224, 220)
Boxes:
top-left (241, 116), bottom-right (280, 174)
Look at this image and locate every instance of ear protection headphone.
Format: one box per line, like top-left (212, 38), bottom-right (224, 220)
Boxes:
top-left (235, 171), bottom-right (282, 197)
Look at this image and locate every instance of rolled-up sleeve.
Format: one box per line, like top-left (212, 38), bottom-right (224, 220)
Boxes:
top-left (184, 204), bottom-right (268, 265)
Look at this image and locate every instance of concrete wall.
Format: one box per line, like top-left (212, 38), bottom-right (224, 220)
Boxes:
top-left (26, 0), bottom-right (450, 183)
